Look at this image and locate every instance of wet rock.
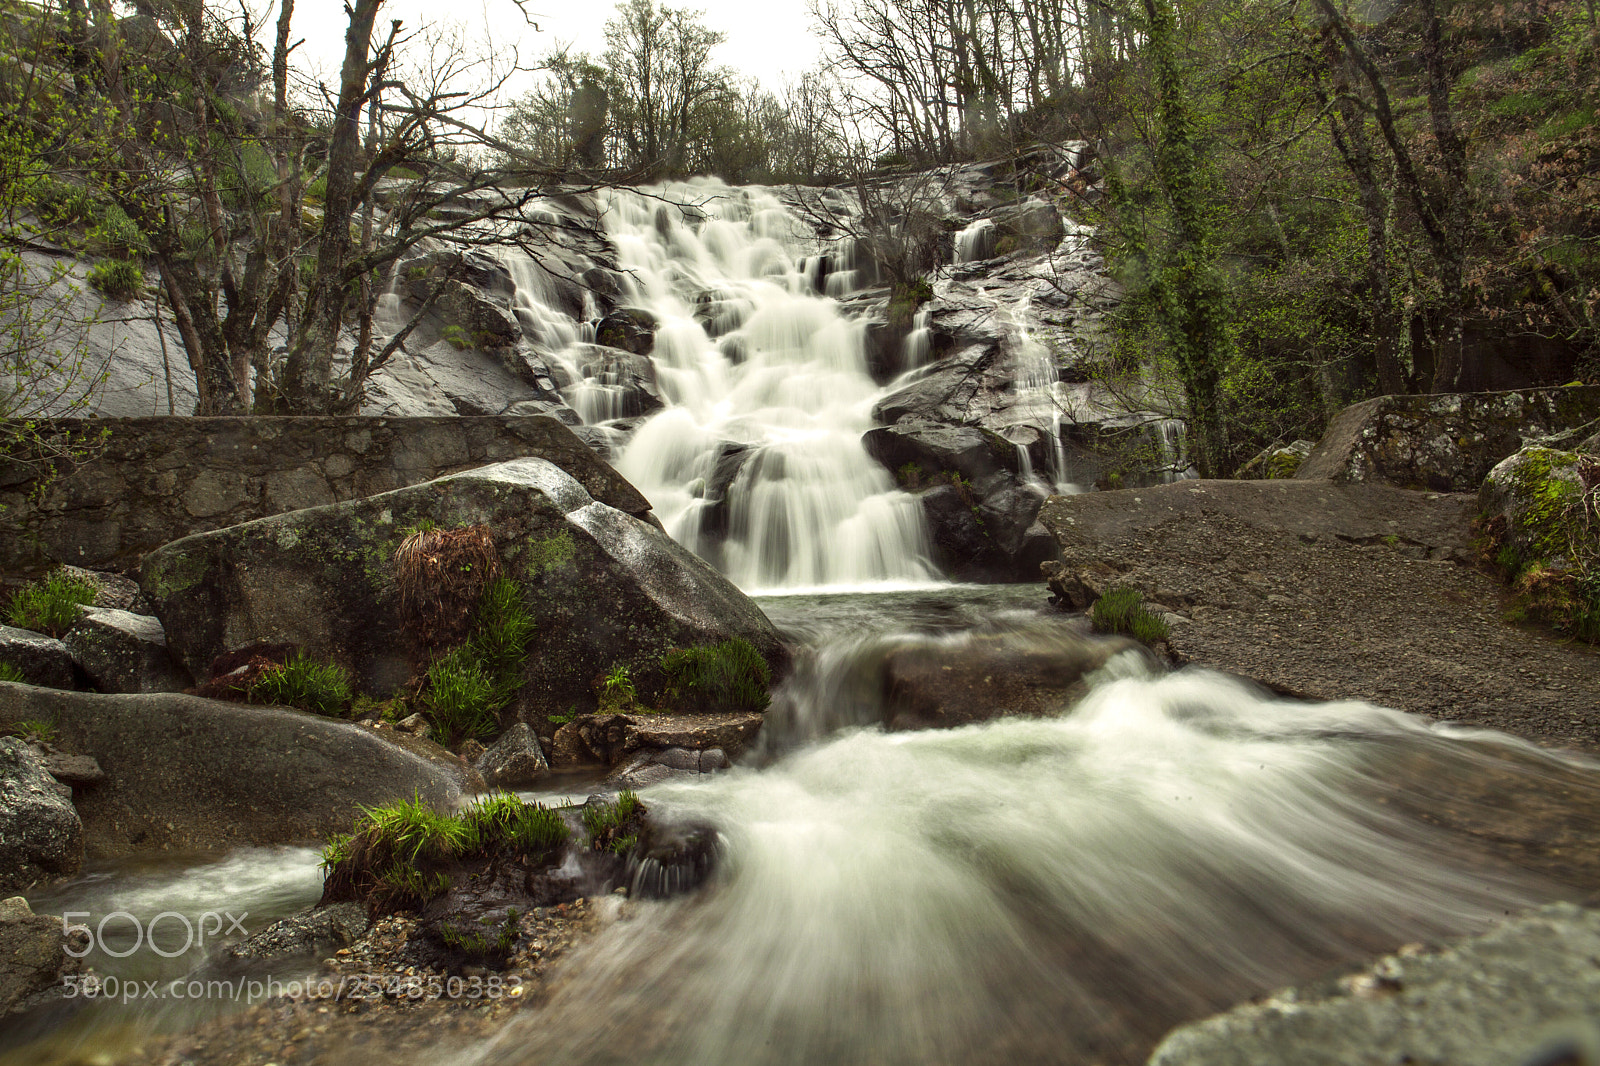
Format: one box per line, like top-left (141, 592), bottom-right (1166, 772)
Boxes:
top-left (1041, 559), bottom-right (1122, 611)
top-left (920, 484), bottom-right (992, 578)
top-left (551, 712), bottom-right (763, 768)
top-left (0, 738), bottom-right (83, 890)
top-left (0, 687), bottom-right (478, 857)
top-left (1235, 440), bottom-right (1315, 480)
top-left (141, 457), bottom-right (784, 718)
top-left (1149, 903), bottom-right (1600, 1066)
top-left (0, 626), bottom-right (78, 690)
top-left (603, 745), bottom-right (730, 790)
top-left (595, 308), bottom-right (659, 356)
top-left (1296, 387), bottom-right (1600, 491)
top-left (475, 722), bottom-right (550, 787)
top-left (63, 607), bottom-right (190, 694)
top-left (568, 344), bottom-right (664, 419)
top-left (993, 198), bottom-right (1065, 250)
top-left (873, 344), bottom-right (1000, 427)
top-left (863, 420), bottom-right (1013, 485)
top-left (0, 896), bottom-right (86, 1017)
top-left (228, 902), bottom-right (369, 963)
top-left (882, 628), bottom-right (1138, 730)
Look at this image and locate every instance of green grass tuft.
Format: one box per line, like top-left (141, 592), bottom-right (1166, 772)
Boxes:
top-left (8, 571), bottom-right (98, 637)
top-left (249, 650), bottom-right (354, 716)
top-left (659, 638), bottom-right (771, 713)
top-left (88, 258), bottom-right (144, 300)
top-left (0, 663), bottom-right (28, 685)
top-left (3, 717), bottom-right (56, 742)
top-left (1091, 587), bottom-right (1171, 645)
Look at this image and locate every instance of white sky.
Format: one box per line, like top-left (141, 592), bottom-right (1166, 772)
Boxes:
top-left (287, 0), bottom-right (826, 109)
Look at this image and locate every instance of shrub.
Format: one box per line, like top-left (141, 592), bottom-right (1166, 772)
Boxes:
top-left (7, 570), bottom-right (98, 636)
top-left (88, 259), bottom-right (144, 300)
top-left (249, 650), bottom-right (354, 716)
top-left (1091, 587), bottom-right (1171, 645)
top-left (660, 638), bottom-right (771, 713)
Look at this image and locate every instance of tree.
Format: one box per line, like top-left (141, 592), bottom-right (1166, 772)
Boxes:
top-left (601, 0), bottom-right (733, 176)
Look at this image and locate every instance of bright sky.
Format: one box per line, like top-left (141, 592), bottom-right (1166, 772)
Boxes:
top-left (288, 0), bottom-right (826, 105)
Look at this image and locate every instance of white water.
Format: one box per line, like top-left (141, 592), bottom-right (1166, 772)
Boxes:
top-left (575, 181), bottom-right (937, 593)
top-left (467, 650), bottom-right (1594, 1065)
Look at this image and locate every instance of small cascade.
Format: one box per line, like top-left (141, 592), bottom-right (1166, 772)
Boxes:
top-left (1153, 416), bottom-right (1197, 482)
top-left (589, 181), bottom-right (937, 592)
top-left (902, 306), bottom-right (931, 369)
top-left (996, 295), bottom-right (1078, 493)
top-left (954, 218), bottom-right (996, 264)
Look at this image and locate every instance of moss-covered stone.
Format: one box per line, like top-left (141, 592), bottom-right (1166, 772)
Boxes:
top-left (1479, 444), bottom-right (1599, 640)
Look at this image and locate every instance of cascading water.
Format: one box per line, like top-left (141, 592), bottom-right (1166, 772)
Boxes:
top-left (458, 593), bottom-right (1600, 1066)
top-left (589, 181), bottom-right (937, 592)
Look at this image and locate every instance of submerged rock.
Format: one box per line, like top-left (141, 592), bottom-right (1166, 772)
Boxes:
top-left (0, 738), bottom-right (83, 890)
top-left (1149, 903), bottom-right (1600, 1066)
top-left (141, 457), bottom-right (784, 722)
top-left (0, 896), bottom-right (86, 1017)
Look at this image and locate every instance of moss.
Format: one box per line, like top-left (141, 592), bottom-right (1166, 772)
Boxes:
top-left (1492, 449), bottom-right (1600, 641)
top-left (525, 529), bottom-right (576, 576)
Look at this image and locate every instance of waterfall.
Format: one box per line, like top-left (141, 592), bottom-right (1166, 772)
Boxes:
top-left (955, 218), bottom-right (996, 263)
top-left (588, 181), bottom-right (937, 592)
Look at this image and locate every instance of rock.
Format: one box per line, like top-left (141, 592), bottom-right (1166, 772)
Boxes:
top-left (873, 344), bottom-right (1000, 427)
top-left (1040, 559), bottom-right (1122, 611)
top-left (1148, 903), bottom-right (1600, 1066)
top-left (1296, 387), bottom-right (1600, 491)
top-left (41, 752), bottom-right (104, 785)
top-left (920, 484), bottom-right (992, 579)
top-left (992, 198), bottom-right (1065, 249)
top-left (595, 308), bottom-right (659, 356)
top-left (0, 896), bottom-right (86, 1018)
top-left (863, 420), bottom-right (1014, 485)
top-left (396, 713), bottom-right (433, 739)
top-left (3, 415), bottom-right (650, 577)
top-left (550, 712), bottom-right (764, 768)
top-left (458, 738), bottom-right (487, 762)
top-left (1479, 445), bottom-right (1593, 568)
top-left (228, 902), bottom-right (369, 963)
top-left (882, 628), bottom-right (1138, 730)
top-left (0, 687), bottom-right (479, 857)
top-left (62, 607), bottom-right (190, 694)
top-left (1235, 440), bottom-right (1315, 480)
top-left (0, 738), bottom-right (84, 890)
top-left (0, 626), bottom-right (78, 689)
top-left (474, 722), bottom-right (550, 787)
top-left (141, 457), bottom-right (784, 719)
top-left (58, 566), bottom-right (142, 610)
top-left (566, 343), bottom-right (665, 419)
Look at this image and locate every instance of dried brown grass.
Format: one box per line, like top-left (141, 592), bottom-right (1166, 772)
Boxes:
top-left (394, 525), bottom-right (501, 657)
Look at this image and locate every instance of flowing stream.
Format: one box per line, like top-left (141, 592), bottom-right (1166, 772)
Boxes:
top-left (11, 187), bottom-right (1600, 1064)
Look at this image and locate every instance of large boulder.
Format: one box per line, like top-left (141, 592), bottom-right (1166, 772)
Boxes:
top-left (0, 897), bottom-right (86, 1018)
top-left (0, 684), bottom-right (478, 857)
top-left (0, 737), bottom-right (83, 890)
top-left (863, 420), bottom-right (1014, 485)
top-left (0, 626), bottom-right (78, 689)
top-left (140, 458), bottom-right (784, 721)
top-left (1296, 387), bottom-right (1600, 491)
top-left (595, 307), bottom-right (659, 356)
top-left (62, 607), bottom-right (190, 694)
top-left (1148, 903), bottom-right (1600, 1066)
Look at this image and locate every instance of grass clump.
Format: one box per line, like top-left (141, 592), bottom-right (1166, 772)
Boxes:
top-left (424, 648), bottom-right (498, 741)
top-left (88, 258), bottom-right (144, 300)
top-left (659, 638), bottom-right (772, 713)
top-left (7, 570), bottom-right (98, 636)
top-left (582, 791), bottom-right (645, 854)
top-left (249, 650), bottom-right (354, 716)
top-left (1090, 587), bottom-right (1171, 645)
top-left (3, 717), bottom-right (55, 742)
top-left (322, 792), bottom-right (571, 914)
top-left (420, 575), bottom-right (536, 744)
top-left (597, 663), bottom-right (638, 712)
top-left (0, 663), bottom-right (28, 684)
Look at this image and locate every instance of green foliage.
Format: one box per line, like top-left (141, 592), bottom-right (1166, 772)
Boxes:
top-left (598, 663), bottom-right (638, 712)
top-left (441, 325), bottom-right (471, 350)
top-left (90, 205), bottom-right (149, 258)
top-left (87, 259), bottom-right (144, 301)
top-left (1091, 587), bottom-right (1171, 645)
top-left (1490, 449), bottom-right (1600, 641)
top-left (0, 663), bottom-right (27, 684)
top-left (421, 575), bottom-right (535, 744)
top-left (887, 276), bottom-right (935, 329)
top-left (3, 717), bottom-right (55, 741)
top-left (659, 637), bottom-right (772, 713)
top-left (7, 571), bottom-right (97, 637)
top-left (424, 647), bottom-right (498, 743)
top-left (322, 792), bottom-right (571, 912)
top-left (582, 790), bottom-right (644, 853)
top-left (249, 651), bottom-right (354, 716)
